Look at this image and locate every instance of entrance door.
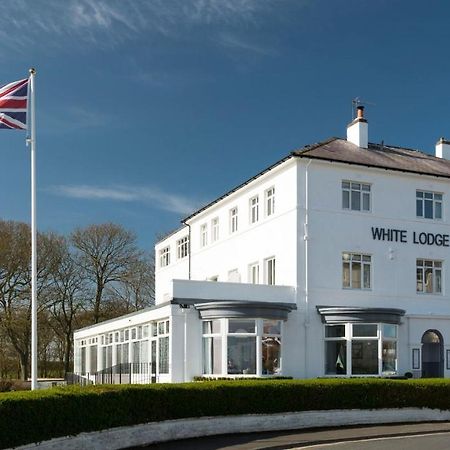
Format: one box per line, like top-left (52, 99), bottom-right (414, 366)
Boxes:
top-left (421, 330), bottom-right (444, 378)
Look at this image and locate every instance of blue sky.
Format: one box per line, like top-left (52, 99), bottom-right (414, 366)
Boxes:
top-left (2, 0), bottom-right (450, 250)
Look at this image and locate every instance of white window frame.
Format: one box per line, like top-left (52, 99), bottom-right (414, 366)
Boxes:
top-left (201, 318), bottom-right (283, 377)
top-left (416, 190), bottom-right (443, 220)
top-left (230, 207), bottom-right (238, 233)
top-left (250, 195), bottom-right (259, 224)
top-left (157, 319), bottom-right (170, 375)
top-left (324, 323), bottom-right (398, 377)
top-left (248, 262), bottom-right (260, 284)
top-left (342, 181), bottom-right (371, 212)
top-left (265, 257), bottom-right (276, 285)
top-left (342, 253), bottom-right (371, 290)
top-left (416, 259), bottom-right (442, 294)
top-left (211, 217), bottom-right (219, 242)
top-left (200, 223), bottom-right (208, 247)
top-left (159, 246), bottom-right (170, 268)
top-left (176, 236), bottom-right (189, 259)
top-left (265, 187), bottom-right (275, 217)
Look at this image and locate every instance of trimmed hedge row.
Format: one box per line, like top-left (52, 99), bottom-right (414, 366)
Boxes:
top-left (2, 378), bottom-right (450, 448)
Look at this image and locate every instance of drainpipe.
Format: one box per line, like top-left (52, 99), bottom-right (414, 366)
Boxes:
top-left (186, 222), bottom-right (192, 280)
top-left (304, 159), bottom-right (312, 377)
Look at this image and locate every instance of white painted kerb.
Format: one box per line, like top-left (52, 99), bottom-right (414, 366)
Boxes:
top-left (17, 408), bottom-right (450, 450)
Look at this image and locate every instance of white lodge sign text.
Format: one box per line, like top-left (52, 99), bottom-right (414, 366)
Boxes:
top-left (371, 227), bottom-right (450, 247)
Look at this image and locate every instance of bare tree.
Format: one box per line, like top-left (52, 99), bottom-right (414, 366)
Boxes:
top-left (46, 237), bottom-right (86, 375)
top-left (105, 253), bottom-right (155, 314)
top-left (0, 221), bottom-right (60, 380)
top-left (71, 223), bottom-right (141, 324)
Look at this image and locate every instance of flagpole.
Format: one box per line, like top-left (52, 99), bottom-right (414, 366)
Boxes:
top-left (29, 67), bottom-right (38, 391)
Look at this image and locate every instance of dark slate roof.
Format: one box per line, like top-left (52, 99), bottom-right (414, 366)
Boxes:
top-left (181, 137), bottom-right (450, 224)
top-left (292, 137), bottom-right (450, 178)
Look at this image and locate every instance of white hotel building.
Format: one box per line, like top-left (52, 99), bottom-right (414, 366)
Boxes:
top-left (74, 107), bottom-right (450, 382)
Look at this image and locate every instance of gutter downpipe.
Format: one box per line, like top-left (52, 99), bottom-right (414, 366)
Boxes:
top-left (185, 222), bottom-right (192, 280)
top-left (184, 221), bottom-right (192, 382)
top-left (304, 159), bottom-right (312, 378)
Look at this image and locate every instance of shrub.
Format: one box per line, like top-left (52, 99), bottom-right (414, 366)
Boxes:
top-left (1, 379), bottom-right (450, 448)
top-left (0, 381), bottom-right (13, 392)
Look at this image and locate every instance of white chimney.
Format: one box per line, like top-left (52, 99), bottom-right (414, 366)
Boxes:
top-left (347, 106), bottom-right (368, 149)
top-left (435, 137), bottom-right (450, 159)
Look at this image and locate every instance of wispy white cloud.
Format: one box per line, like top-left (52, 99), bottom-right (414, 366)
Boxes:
top-left (0, 0), bottom-right (277, 51)
top-left (217, 32), bottom-right (277, 56)
top-left (41, 105), bottom-right (113, 134)
top-left (46, 184), bottom-right (202, 215)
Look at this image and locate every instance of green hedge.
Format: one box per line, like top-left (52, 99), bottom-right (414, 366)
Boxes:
top-left (2, 378), bottom-right (450, 448)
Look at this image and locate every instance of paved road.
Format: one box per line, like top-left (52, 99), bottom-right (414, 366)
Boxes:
top-left (135, 422), bottom-right (450, 450)
top-left (300, 432), bottom-right (450, 449)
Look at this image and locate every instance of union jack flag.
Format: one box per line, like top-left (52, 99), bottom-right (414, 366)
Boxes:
top-left (0, 78), bottom-right (28, 130)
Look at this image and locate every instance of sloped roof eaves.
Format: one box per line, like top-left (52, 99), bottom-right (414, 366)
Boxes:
top-left (292, 139), bottom-right (450, 179)
top-left (182, 154), bottom-right (295, 223)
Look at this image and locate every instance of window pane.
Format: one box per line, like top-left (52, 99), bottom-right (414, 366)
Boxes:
top-left (353, 324), bottom-right (377, 337)
top-left (351, 190), bottom-right (361, 210)
top-left (416, 191), bottom-right (424, 198)
top-left (425, 268), bottom-right (433, 293)
top-left (203, 320), bottom-right (221, 334)
top-left (435, 193), bottom-right (442, 201)
top-left (342, 190), bottom-right (350, 209)
top-left (325, 341), bottom-right (347, 375)
top-left (343, 262), bottom-right (350, 288)
top-left (228, 319), bottom-right (256, 334)
top-left (140, 340), bottom-right (149, 363)
top-left (416, 268), bottom-right (423, 292)
top-left (363, 264), bottom-right (371, 289)
top-left (383, 324), bottom-right (397, 339)
top-left (435, 269), bottom-right (442, 293)
top-left (133, 341), bottom-right (140, 364)
top-left (203, 337), bottom-right (222, 374)
top-left (122, 343), bottom-right (129, 364)
top-left (362, 192), bottom-right (370, 211)
top-left (262, 336), bottom-right (281, 375)
top-left (325, 325), bottom-right (345, 338)
top-left (435, 202), bottom-right (442, 219)
top-left (351, 262), bottom-right (361, 288)
top-left (362, 184), bottom-right (370, 192)
top-left (351, 340), bottom-right (378, 375)
top-left (263, 320), bottom-right (281, 335)
top-left (424, 199), bottom-right (433, 218)
top-left (416, 199), bottom-right (423, 217)
top-left (158, 337), bottom-right (169, 373)
top-left (90, 346), bottom-right (98, 373)
top-left (342, 181), bottom-right (350, 189)
top-left (382, 341), bottom-right (397, 373)
top-left (227, 336), bottom-right (256, 374)
top-left (424, 192), bottom-right (433, 199)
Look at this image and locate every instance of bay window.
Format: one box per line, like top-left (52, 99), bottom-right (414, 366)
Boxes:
top-left (324, 323), bottom-right (398, 376)
top-left (202, 318), bottom-right (283, 377)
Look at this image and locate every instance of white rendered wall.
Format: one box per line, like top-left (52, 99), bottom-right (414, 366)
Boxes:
top-left (301, 159), bottom-right (450, 377)
top-left (155, 227), bottom-right (189, 305)
top-left (155, 158), bottom-right (299, 303)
